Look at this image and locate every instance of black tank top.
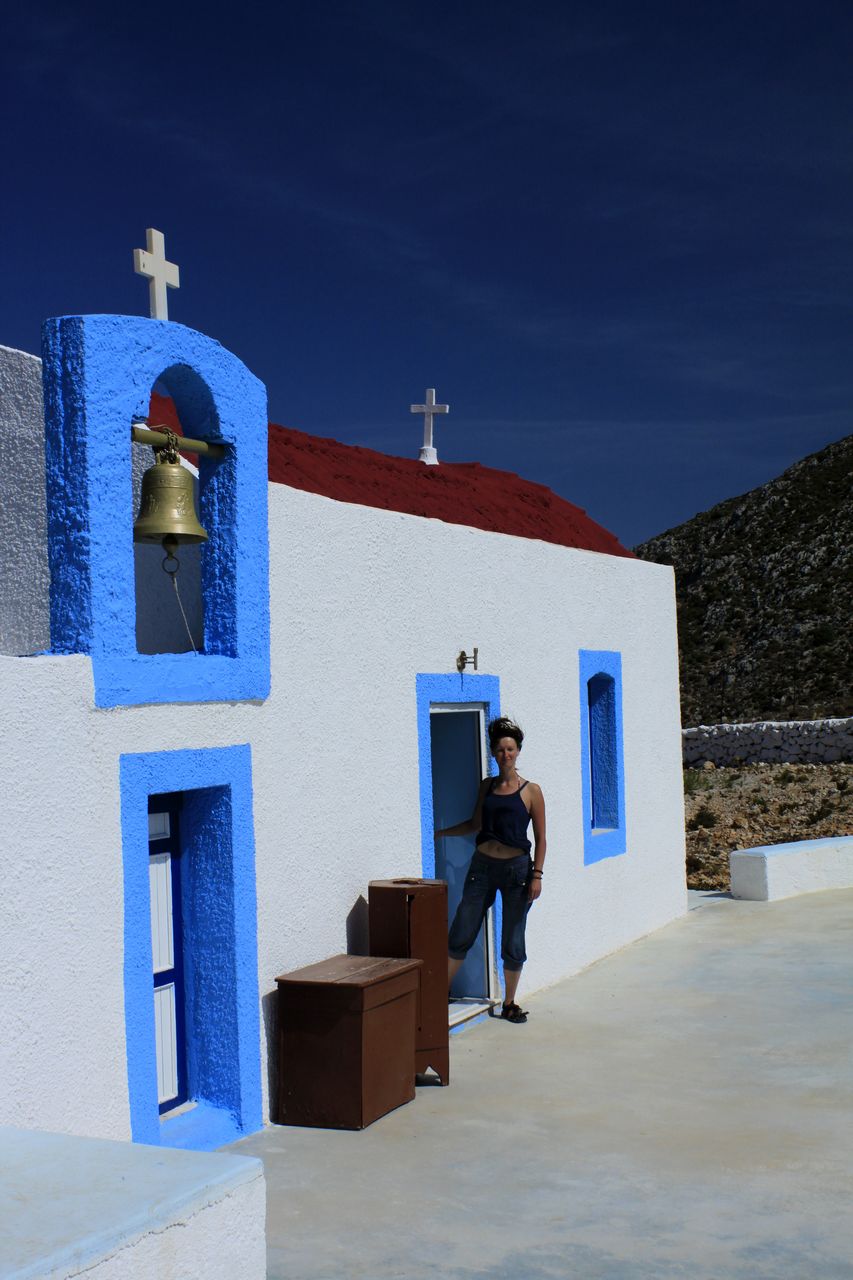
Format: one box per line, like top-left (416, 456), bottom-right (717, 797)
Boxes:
top-left (476, 779), bottom-right (532, 854)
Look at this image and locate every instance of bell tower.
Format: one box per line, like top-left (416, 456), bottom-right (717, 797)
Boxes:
top-left (41, 313), bottom-right (271, 707)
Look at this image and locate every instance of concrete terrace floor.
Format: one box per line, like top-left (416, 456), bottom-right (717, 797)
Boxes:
top-left (230, 890), bottom-right (853, 1280)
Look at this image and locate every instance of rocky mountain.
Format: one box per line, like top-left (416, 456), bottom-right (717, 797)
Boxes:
top-left (634, 434), bottom-right (853, 726)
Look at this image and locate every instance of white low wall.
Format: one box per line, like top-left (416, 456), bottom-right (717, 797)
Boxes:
top-left (0, 1127), bottom-right (266, 1280)
top-left (683, 718), bottom-right (853, 766)
top-left (730, 837), bottom-right (853, 901)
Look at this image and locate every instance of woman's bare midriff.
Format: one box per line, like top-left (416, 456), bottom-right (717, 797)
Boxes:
top-left (476, 839), bottom-right (528, 860)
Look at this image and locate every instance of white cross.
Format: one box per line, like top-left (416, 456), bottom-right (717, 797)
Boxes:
top-left (133, 228), bottom-right (180, 321)
top-left (410, 387), bottom-right (449, 465)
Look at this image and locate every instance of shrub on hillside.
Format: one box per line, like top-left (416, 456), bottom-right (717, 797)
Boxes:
top-left (684, 769), bottom-right (711, 796)
top-left (687, 806), bottom-right (717, 830)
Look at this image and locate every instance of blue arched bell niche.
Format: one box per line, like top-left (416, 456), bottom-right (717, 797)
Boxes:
top-left (42, 315), bottom-right (270, 706)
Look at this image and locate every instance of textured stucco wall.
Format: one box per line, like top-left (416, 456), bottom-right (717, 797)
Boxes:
top-left (0, 467), bottom-right (685, 1141)
top-left (0, 344), bottom-right (50, 654)
top-left (683, 718), bottom-right (853, 765)
top-left (66, 1177), bottom-right (266, 1280)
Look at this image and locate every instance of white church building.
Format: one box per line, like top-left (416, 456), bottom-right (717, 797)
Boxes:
top-left (0, 293), bottom-right (686, 1274)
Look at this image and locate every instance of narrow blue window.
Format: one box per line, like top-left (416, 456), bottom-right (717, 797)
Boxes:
top-left (579, 651), bottom-right (626, 864)
top-left (588, 674), bottom-right (618, 829)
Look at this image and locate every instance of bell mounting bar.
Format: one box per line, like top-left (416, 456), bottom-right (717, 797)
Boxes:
top-left (131, 424), bottom-right (226, 458)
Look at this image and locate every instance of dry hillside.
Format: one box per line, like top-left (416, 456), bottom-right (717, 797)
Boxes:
top-left (635, 435), bottom-right (853, 725)
top-left (684, 761), bottom-right (852, 890)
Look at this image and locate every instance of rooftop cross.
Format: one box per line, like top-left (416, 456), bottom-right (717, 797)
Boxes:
top-left (133, 228), bottom-right (180, 321)
top-left (410, 388), bottom-right (449, 465)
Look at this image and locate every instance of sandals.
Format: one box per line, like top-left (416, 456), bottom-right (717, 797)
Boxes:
top-left (500, 1001), bottom-right (528, 1024)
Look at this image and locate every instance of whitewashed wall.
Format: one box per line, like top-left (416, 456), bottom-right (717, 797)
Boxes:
top-left (0, 345), bottom-right (50, 654)
top-left (69, 1174), bottom-right (265, 1280)
top-left (0, 477), bottom-right (685, 1140)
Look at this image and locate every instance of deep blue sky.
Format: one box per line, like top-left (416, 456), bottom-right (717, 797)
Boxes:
top-left (2, 2), bottom-right (851, 545)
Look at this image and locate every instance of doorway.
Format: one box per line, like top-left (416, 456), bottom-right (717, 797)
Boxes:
top-left (430, 704), bottom-right (496, 1022)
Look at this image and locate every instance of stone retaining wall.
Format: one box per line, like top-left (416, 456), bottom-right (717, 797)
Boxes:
top-left (682, 718), bottom-right (853, 766)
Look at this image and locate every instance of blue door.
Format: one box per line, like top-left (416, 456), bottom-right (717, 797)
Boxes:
top-left (430, 708), bottom-right (490, 999)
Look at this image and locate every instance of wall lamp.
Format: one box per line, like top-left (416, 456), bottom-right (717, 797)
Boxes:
top-left (456, 647), bottom-right (479, 673)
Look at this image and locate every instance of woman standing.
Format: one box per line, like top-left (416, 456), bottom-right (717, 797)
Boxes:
top-left (435, 716), bottom-right (546, 1024)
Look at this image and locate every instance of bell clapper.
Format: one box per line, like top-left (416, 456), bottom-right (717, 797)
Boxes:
top-left (161, 534), bottom-right (180, 575)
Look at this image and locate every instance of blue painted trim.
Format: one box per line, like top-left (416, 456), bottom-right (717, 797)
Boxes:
top-left (158, 1100), bottom-right (249, 1151)
top-left (579, 650), bottom-right (627, 864)
top-left (449, 1009), bottom-right (494, 1036)
top-left (415, 673), bottom-right (504, 988)
top-left (120, 745), bottom-right (262, 1152)
top-left (41, 316), bottom-right (270, 707)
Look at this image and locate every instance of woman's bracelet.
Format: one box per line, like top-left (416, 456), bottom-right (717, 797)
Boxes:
top-left (530, 869), bottom-right (543, 879)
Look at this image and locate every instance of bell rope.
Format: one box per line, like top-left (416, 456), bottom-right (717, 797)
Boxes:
top-left (161, 541), bottom-right (199, 654)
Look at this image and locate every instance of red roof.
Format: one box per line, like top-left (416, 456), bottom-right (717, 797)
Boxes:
top-left (149, 393), bottom-right (632, 558)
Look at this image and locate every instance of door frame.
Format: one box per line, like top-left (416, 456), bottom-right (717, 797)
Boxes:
top-left (415, 673), bottom-right (503, 1016)
top-left (430, 702), bottom-right (497, 1004)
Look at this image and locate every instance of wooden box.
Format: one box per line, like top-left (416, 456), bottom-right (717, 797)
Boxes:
top-left (368, 878), bottom-right (450, 1085)
top-left (275, 954), bottom-right (422, 1129)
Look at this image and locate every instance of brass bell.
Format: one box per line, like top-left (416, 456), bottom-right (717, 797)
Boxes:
top-left (133, 448), bottom-right (208, 548)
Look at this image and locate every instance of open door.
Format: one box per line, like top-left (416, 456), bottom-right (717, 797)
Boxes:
top-left (430, 705), bottom-right (496, 1021)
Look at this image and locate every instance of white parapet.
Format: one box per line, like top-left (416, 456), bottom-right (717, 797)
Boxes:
top-left (730, 836), bottom-right (853, 901)
top-left (0, 1127), bottom-right (266, 1280)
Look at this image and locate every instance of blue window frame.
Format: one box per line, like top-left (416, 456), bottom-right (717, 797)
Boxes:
top-left (121, 745), bottom-right (262, 1152)
top-left (579, 650), bottom-right (626, 864)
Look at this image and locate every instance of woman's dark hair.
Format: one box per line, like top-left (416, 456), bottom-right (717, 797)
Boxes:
top-left (488, 717), bottom-right (524, 751)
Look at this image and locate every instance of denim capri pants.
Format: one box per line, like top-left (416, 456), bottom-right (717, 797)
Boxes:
top-left (448, 850), bottom-right (533, 972)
